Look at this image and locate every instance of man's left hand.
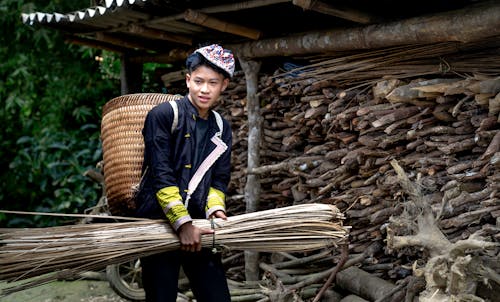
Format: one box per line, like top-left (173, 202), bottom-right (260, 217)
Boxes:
top-left (209, 210), bottom-right (227, 220)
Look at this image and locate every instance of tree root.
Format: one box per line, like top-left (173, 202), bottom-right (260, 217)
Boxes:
top-left (387, 160), bottom-right (499, 301)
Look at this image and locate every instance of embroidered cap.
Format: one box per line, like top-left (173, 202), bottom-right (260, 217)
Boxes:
top-left (195, 44), bottom-right (235, 78)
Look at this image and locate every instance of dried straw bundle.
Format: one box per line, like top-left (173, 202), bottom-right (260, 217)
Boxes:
top-left (0, 203), bottom-right (347, 294)
top-left (275, 38), bottom-right (500, 90)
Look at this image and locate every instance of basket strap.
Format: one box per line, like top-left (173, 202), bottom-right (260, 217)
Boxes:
top-left (168, 100), bottom-right (179, 134)
top-left (184, 135), bottom-right (228, 209)
top-left (213, 110), bottom-right (223, 137)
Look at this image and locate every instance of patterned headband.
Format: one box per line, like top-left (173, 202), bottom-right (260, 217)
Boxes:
top-left (195, 44), bottom-right (235, 78)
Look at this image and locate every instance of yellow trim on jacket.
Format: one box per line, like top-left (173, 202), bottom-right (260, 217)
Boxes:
top-left (156, 186), bottom-right (192, 230)
top-left (205, 187), bottom-right (226, 218)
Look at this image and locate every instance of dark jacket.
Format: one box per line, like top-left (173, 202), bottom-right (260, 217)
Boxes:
top-left (135, 96), bottom-right (232, 220)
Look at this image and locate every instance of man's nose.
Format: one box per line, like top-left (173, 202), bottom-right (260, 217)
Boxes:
top-left (201, 82), bottom-right (209, 93)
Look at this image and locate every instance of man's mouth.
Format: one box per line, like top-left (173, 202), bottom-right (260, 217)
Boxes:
top-left (198, 96), bottom-right (210, 102)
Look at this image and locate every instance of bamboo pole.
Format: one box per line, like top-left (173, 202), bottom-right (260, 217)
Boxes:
top-left (148, 0), bottom-right (291, 26)
top-left (184, 9), bottom-right (261, 40)
top-left (130, 48), bottom-right (192, 64)
top-left (65, 36), bottom-right (129, 54)
top-left (95, 32), bottom-right (150, 51)
top-left (292, 0), bottom-right (377, 24)
top-left (127, 24), bottom-right (192, 45)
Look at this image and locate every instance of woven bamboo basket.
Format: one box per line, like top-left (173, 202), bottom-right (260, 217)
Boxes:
top-left (101, 93), bottom-right (183, 216)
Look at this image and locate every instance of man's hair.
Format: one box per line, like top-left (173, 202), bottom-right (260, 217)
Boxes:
top-left (186, 52), bottom-right (231, 79)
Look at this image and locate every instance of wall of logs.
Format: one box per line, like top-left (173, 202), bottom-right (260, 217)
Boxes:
top-left (166, 39), bottom-right (500, 301)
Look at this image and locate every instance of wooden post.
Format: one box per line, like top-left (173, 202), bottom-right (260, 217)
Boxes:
top-left (239, 58), bottom-right (262, 281)
top-left (120, 53), bottom-right (143, 95)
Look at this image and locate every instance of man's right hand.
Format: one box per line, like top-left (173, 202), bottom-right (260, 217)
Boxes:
top-left (177, 222), bottom-right (214, 252)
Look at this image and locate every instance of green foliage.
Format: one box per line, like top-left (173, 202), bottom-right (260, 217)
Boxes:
top-left (97, 50), bottom-right (121, 81)
top-left (143, 62), bottom-right (173, 93)
top-left (0, 0), bottom-right (119, 227)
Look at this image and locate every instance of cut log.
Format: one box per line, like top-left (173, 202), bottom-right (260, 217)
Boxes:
top-left (339, 295), bottom-right (369, 302)
top-left (336, 267), bottom-right (396, 301)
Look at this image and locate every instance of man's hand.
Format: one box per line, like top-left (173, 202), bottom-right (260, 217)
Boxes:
top-left (209, 210), bottom-right (227, 220)
top-left (177, 222), bottom-right (213, 252)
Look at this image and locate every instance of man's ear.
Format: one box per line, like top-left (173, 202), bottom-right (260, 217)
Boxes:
top-left (185, 73), bottom-right (191, 88)
top-left (221, 78), bottom-right (229, 92)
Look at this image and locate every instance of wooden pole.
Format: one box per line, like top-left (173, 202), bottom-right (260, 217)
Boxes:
top-left (120, 53), bottom-right (143, 94)
top-left (148, 0), bottom-right (291, 25)
top-left (292, 0), bottom-right (378, 24)
top-left (198, 0), bottom-right (291, 13)
top-left (127, 24), bottom-right (192, 46)
top-left (239, 58), bottom-right (262, 281)
top-left (130, 48), bottom-right (192, 64)
top-left (65, 36), bottom-right (128, 54)
top-left (184, 9), bottom-right (262, 40)
top-left (95, 32), bottom-right (151, 51)
top-left (230, 1), bottom-right (500, 58)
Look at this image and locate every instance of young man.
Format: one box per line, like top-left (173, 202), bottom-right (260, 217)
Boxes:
top-left (135, 44), bottom-right (234, 302)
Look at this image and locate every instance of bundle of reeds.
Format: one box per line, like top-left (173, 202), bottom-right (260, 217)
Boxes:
top-left (274, 38), bottom-right (500, 90)
top-left (0, 203), bottom-right (347, 295)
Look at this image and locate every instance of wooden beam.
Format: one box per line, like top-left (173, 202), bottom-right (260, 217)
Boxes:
top-left (292, 0), bottom-right (378, 24)
top-left (199, 0), bottom-right (291, 13)
top-left (95, 32), bottom-right (152, 51)
top-left (184, 9), bottom-right (262, 40)
top-left (129, 48), bottom-right (192, 64)
top-left (230, 1), bottom-right (500, 58)
top-left (148, 0), bottom-right (291, 25)
top-left (65, 35), bottom-right (129, 53)
top-left (127, 24), bottom-right (192, 46)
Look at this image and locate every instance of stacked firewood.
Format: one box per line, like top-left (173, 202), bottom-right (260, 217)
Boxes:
top-left (215, 45), bottom-right (500, 285)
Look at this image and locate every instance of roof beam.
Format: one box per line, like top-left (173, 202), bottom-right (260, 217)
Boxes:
top-left (95, 32), bottom-right (154, 51)
top-left (127, 24), bottom-right (192, 45)
top-left (66, 35), bottom-right (130, 53)
top-left (184, 9), bottom-right (261, 40)
top-left (130, 48), bottom-right (192, 64)
top-left (148, 0), bottom-right (291, 25)
top-left (292, 0), bottom-right (378, 24)
top-left (198, 0), bottom-right (291, 13)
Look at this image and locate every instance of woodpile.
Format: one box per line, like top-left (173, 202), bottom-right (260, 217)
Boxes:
top-left (213, 39), bottom-right (499, 301)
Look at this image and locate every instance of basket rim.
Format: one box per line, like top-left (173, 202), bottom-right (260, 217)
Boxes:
top-left (102, 93), bottom-right (183, 116)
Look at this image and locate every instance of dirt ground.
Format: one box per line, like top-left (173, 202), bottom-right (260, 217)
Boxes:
top-left (0, 277), bottom-right (129, 302)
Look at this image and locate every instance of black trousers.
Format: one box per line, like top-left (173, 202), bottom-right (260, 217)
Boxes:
top-left (141, 249), bottom-right (231, 302)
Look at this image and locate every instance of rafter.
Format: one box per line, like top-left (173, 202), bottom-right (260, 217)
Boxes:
top-left (184, 9), bottom-right (262, 40)
top-left (95, 32), bottom-right (155, 51)
top-left (127, 24), bottom-right (192, 45)
top-left (66, 35), bottom-right (130, 53)
top-left (292, 0), bottom-right (379, 24)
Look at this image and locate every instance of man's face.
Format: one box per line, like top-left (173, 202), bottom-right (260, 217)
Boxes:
top-left (186, 65), bottom-right (229, 119)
